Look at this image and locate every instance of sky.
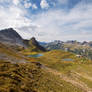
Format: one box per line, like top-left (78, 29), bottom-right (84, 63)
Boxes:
top-left (0, 0), bottom-right (92, 42)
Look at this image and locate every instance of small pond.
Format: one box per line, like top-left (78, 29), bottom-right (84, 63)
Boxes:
top-left (62, 58), bottom-right (74, 62)
top-left (28, 54), bottom-right (43, 58)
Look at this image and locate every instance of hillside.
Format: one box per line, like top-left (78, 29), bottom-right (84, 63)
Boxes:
top-left (0, 61), bottom-right (42, 92)
top-left (0, 44), bottom-right (84, 92)
top-left (1, 45), bottom-right (92, 92)
top-left (0, 42), bottom-right (27, 63)
top-left (37, 50), bottom-right (92, 92)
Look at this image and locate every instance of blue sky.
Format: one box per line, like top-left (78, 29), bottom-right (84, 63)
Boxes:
top-left (0, 0), bottom-right (92, 42)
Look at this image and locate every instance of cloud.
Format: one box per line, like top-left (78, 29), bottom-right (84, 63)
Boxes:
top-left (0, 0), bottom-right (92, 42)
top-left (13, 0), bottom-right (20, 5)
top-left (40, 0), bottom-right (49, 9)
top-left (0, 0), bottom-right (21, 5)
top-left (0, 0), bottom-right (38, 39)
top-left (16, 24), bottom-right (40, 39)
top-left (32, 4), bottom-right (38, 9)
top-left (0, 0), bottom-right (11, 3)
top-left (24, 0), bottom-right (37, 9)
top-left (31, 1), bottom-right (92, 42)
top-left (24, 2), bottom-right (32, 8)
top-left (0, 0), bottom-right (31, 29)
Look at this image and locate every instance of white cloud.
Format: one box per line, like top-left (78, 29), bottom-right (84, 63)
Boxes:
top-left (40, 0), bottom-right (49, 9)
top-left (24, 2), bottom-right (32, 8)
top-left (13, 0), bottom-right (20, 5)
top-left (0, 0), bottom-right (38, 39)
top-left (0, 0), bottom-right (21, 5)
top-left (24, 1), bottom-right (37, 9)
top-left (0, 2), bottom-right (31, 29)
top-left (0, 0), bottom-right (11, 3)
top-left (32, 4), bottom-right (38, 9)
top-left (0, 0), bottom-right (92, 42)
top-left (31, 1), bottom-right (92, 42)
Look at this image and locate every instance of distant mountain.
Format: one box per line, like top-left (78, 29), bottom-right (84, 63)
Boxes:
top-left (39, 42), bottom-right (48, 45)
top-left (41, 40), bottom-right (92, 59)
top-left (42, 40), bottom-right (64, 50)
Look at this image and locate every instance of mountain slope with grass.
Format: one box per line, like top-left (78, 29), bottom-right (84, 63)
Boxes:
top-left (0, 42), bottom-right (26, 63)
top-left (37, 50), bottom-right (92, 92)
top-left (0, 45), bottom-right (84, 92)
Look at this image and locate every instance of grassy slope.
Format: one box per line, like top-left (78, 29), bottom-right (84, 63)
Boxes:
top-left (0, 60), bottom-right (83, 92)
top-left (0, 43), bottom-right (24, 59)
top-left (36, 50), bottom-right (92, 91)
top-left (0, 43), bottom-right (92, 92)
top-left (0, 60), bottom-right (42, 92)
top-left (0, 43), bottom-right (42, 92)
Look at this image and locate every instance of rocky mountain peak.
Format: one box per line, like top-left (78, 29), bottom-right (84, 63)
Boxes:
top-left (0, 28), bottom-right (24, 46)
top-left (30, 37), bottom-right (39, 46)
top-left (29, 37), bottom-right (46, 52)
top-left (0, 28), bottom-right (22, 39)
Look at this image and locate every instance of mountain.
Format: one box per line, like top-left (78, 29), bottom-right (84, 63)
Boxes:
top-left (0, 28), bottom-right (25, 46)
top-left (0, 28), bottom-right (46, 52)
top-left (28, 37), bottom-right (46, 52)
top-left (41, 40), bottom-right (92, 59)
top-left (0, 28), bottom-right (92, 92)
top-left (42, 40), bottom-right (64, 50)
top-left (39, 42), bottom-right (47, 45)
top-left (23, 38), bottom-right (46, 52)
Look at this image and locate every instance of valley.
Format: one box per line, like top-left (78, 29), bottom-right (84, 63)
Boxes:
top-left (0, 28), bottom-right (92, 92)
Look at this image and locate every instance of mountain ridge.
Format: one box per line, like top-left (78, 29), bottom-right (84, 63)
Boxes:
top-left (0, 28), bottom-right (46, 52)
top-left (0, 28), bottom-right (24, 46)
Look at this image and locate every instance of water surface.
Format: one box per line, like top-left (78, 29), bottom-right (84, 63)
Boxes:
top-left (62, 58), bottom-right (74, 62)
top-left (28, 54), bottom-right (43, 58)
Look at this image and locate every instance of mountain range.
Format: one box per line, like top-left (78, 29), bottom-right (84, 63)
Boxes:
top-left (41, 40), bottom-right (92, 59)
